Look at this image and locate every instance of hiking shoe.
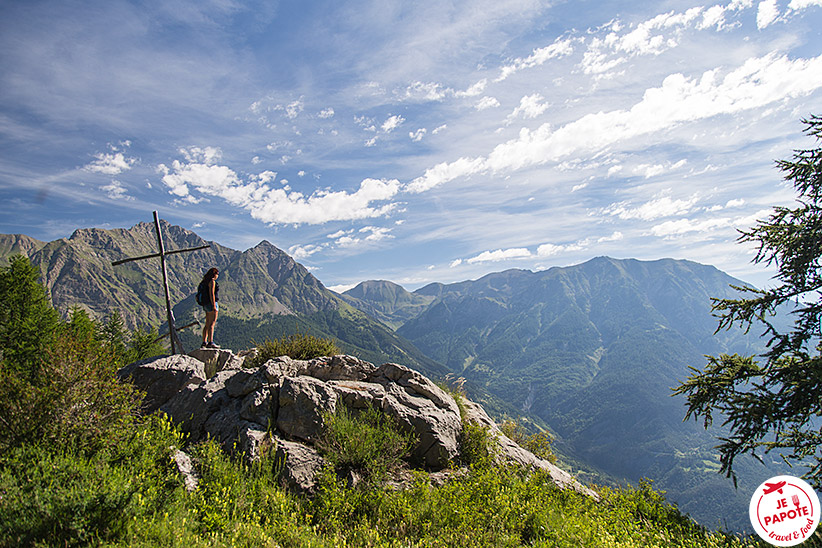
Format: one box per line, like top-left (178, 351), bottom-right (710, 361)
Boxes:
top-left (207, 342), bottom-right (220, 349)
top-left (200, 341), bottom-right (209, 348)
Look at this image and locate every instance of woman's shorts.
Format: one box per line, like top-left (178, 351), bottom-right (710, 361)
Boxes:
top-left (202, 303), bottom-right (218, 313)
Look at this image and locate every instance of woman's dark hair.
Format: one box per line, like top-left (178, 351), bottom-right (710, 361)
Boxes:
top-left (202, 267), bottom-right (219, 282)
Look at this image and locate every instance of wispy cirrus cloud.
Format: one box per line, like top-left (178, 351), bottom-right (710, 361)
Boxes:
top-left (450, 231), bottom-right (624, 266)
top-left (407, 52), bottom-right (822, 193)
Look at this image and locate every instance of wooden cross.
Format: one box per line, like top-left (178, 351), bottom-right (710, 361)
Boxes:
top-left (111, 211), bottom-right (210, 354)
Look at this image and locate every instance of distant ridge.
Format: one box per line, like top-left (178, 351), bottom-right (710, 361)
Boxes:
top-left (340, 280), bottom-right (435, 330)
top-left (340, 256), bottom-right (781, 532)
top-left (0, 234), bottom-right (46, 262)
top-left (0, 223), bottom-right (445, 379)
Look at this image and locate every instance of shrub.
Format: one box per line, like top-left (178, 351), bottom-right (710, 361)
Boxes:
top-left (316, 404), bottom-right (416, 485)
top-left (457, 421), bottom-right (498, 466)
top-left (0, 414), bottom-right (185, 548)
top-left (0, 322), bottom-right (142, 453)
top-left (499, 419), bottom-right (557, 463)
top-left (249, 332), bottom-right (340, 366)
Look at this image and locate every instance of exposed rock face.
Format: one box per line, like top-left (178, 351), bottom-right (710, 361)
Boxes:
top-left (117, 354), bottom-right (207, 414)
top-left (119, 350), bottom-right (593, 498)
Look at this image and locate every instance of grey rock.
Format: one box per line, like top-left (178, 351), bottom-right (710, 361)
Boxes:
top-left (240, 388), bottom-right (274, 427)
top-left (277, 375), bottom-right (338, 442)
top-left (160, 370), bottom-right (235, 442)
top-left (327, 380), bottom-right (387, 409)
top-left (303, 354), bottom-right (376, 381)
top-left (273, 436), bottom-right (324, 494)
top-left (368, 363), bottom-right (462, 468)
top-left (188, 348), bottom-right (244, 377)
top-left (237, 425), bottom-right (274, 460)
top-left (118, 354), bottom-right (206, 413)
top-left (120, 352), bottom-right (596, 498)
top-left (172, 448), bottom-right (199, 492)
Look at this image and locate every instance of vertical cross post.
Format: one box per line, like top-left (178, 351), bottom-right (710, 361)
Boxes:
top-left (111, 211), bottom-right (211, 355)
top-left (152, 211), bottom-right (184, 354)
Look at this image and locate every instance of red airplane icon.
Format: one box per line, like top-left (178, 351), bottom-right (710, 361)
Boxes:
top-left (763, 481), bottom-right (787, 495)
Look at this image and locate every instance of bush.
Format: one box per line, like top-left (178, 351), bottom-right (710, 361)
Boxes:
top-left (316, 404), bottom-right (416, 485)
top-left (249, 332), bottom-right (340, 366)
top-left (0, 320), bottom-right (143, 453)
top-left (499, 419), bottom-right (557, 463)
top-left (0, 414), bottom-right (185, 548)
top-left (457, 422), bottom-right (498, 466)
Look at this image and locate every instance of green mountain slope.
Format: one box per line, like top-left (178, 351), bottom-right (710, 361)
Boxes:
top-left (0, 222), bottom-right (445, 379)
top-left (340, 280), bottom-right (436, 330)
top-left (350, 257), bottom-right (784, 531)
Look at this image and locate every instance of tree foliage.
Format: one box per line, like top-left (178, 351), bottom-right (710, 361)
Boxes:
top-left (0, 255), bottom-right (60, 380)
top-left (0, 256), bottom-right (165, 452)
top-left (674, 115), bottom-right (822, 486)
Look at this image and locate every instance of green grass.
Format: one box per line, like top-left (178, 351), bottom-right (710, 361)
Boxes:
top-left (0, 409), bottom-right (786, 548)
top-left (248, 331), bottom-right (341, 366)
top-left (315, 404), bottom-right (416, 485)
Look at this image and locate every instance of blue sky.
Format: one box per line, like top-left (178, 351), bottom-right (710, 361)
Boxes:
top-left (1, 0), bottom-right (821, 291)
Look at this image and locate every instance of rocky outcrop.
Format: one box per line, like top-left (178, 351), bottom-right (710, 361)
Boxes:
top-left (119, 350), bottom-right (594, 498)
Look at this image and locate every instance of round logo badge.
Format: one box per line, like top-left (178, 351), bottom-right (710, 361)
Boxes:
top-left (749, 475), bottom-right (820, 546)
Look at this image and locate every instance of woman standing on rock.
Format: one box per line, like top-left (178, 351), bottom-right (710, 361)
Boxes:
top-left (198, 267), bottom-right (220, 348)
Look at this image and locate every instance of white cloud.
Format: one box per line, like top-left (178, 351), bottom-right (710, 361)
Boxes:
top-left (330, 226), bottom-right (393, 248)
top-left (382, 114), bottom-right (405, 133)
top-left (410, 128), bottom-right (427, 142)
top-left (536, 242), bottom-right (582, 257)
top-left (432, 124), bottom-right (447, 134)
top-left (650, 209), bottom-right (770, 237)
top-left (399, 79), bottom-right (491, 102)
top-left (496, 38), bottom-right (575, 81)
top-left (318, 107), bottom-right (335, 118)
top-left (282, 98), bottom-right (304, 120)
top-left (401, 81), bottom-right (450, 101)
top-left (456, 79), bottom-right (488, 98)
top-left (475, 96), bottom-right (501, 111)
top-left (84, 151), bottom-right (136, 175)
top-left (789, 0), bottom-right (822, 9)
top-left (160, 147), bottom-right (401, 224)
top-left (508, 93), bottom-right (550, 121)
top-left (757, 0), bottom-right (781, 28)
top-left (601, 195), bottom-right (700, 220)
top-left (466, 247), bottom-right (532, 264)
top-left (598, 231), bottom-right (624, 242)
top-left (101, 180), bottom-right (133, 201)
top-left (407, 53), bottom-right (822, 193)
top-left (289, 243), bottom-right (324, 259)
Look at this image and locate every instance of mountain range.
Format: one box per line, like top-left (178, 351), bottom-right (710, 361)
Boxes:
top-left (342, 258), bottom-right (784, 531)
top-left (0, 223), bottom-right (444, 378)
top-left (0, 222), bottom-right (787, 531)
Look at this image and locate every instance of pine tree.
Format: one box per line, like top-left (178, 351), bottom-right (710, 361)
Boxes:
top-left (0, 255), bottom-right (60, 380)
top-left (674, 115), bottom-right (822, 487)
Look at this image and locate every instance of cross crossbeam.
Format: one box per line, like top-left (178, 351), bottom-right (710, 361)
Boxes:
top-left (111, 211), bottom-right (211, 354)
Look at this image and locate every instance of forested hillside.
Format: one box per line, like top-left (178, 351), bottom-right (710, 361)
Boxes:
top-left (344, 257), bottom-right (787, 531)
